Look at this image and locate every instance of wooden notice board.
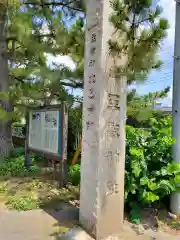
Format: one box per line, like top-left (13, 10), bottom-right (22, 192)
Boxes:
top-left (26, 104), bottom-right (68, 186)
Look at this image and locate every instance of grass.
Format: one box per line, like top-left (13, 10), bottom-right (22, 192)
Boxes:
top-left (0, 170), bottom-right (79, 211)
top-left (0, 147), bottom-right (79, 212)
top-left (6, 195), bottom-right (40, 211)
top-left (0, 149), bottom-right (79, 238)
top-left (0, 182), bottom-right (8, 193)
top-left (0, 170), bottom-right (79, 238)
top-left (0, 176), bottom-right (79, 211)
top-left (0, 148), bottom-right (79, 237)
top-left (157, 209), bottom-right (180, 233)
top-left (2, 149), bottom-right (179, 236)
top-left (169, 219), bottom-right (180, 230)
top-left (49, 221), bottom-right (79, 239)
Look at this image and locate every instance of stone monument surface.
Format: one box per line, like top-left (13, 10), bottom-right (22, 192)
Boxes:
top-left (80, 0), bottom-right (127, 239)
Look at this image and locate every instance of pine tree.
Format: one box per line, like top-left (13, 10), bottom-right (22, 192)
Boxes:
top-left (0, 1), bottom-right (81, 157)
top-left (57, 0), bottom-right (170, 120)
top-left (108, 0), bottom-right (169, 84)
top-left (45, 0), bottom-right (169, 91)
top-left (0, 0), bottom-right (169, 156)
top-left (127, 87), bottom-right (170, 126)
top-left (9, 0), bottom-right (84, 101)
top-left (0, 2), bottom-right (14, 157)
top-left (40, 0), bottom-right (170, 119)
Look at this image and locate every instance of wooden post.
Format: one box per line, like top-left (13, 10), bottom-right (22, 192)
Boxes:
top-left (25, 111), bottom-right (31, 170)
top-left (60, 103), bottom-right (68, 187)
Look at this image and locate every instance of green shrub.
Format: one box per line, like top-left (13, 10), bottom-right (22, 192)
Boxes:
top-left (31, 153), bottom-right (42, 162)
top-left (68, 164), bottom-right (80, 185)
top-left (10, 147), bottom-right (25, 158)
top-left (0, 148), bottom-right (40, 177)
top-left (125, 117), bottom-right (180, 223)
top-left (67, 117), bottom-right (180, 224)
top-left (12, 122), bottom-right (24, 127)
top-left (29, 165), bottom-right (41, 173)
top-left (0, 156), bottom-right (26, 177)
top-left (67, 108), bottom-right (82, 163)
top-left (12, 124), bottom-right (26, 137)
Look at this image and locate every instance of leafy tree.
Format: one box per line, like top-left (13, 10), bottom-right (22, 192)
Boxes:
top-left (0, 2), bottom-right (13, 157)
top-left (108, 0), bottom-right (169, 83)
top-left (38, 0), bottom-right (170, 130)
top-left (126, 117), bottom-right (178, 224)
top-left (50, 0), bottom-right (170, 126)
top-left (0, 0), bottom-right (169, 157)
top-left (127, 87), bottom-right (170, 127)
top-left (0, 0), bottom-right (83, 156)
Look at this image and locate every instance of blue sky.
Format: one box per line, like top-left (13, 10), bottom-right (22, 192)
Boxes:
top-left (47, 0), bottom-right (175, 106)
top-left (137, 0), bottom-right (175, 106)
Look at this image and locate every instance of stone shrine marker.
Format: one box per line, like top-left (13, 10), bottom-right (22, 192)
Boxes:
top-left (80, 0), bottom-right (127, 239)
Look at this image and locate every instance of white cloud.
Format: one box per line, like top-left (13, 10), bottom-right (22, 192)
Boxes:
top-left (160, 0), bottom-right (175, 46)
top-left (40, 24), bottom-right (50, 35)
top-left (41, 23), bottom-right (76, 71)
top-left (46, 54), bottom-right (76, 70)
top-left (168, 85), bottom-right (173, 100)
top-left (160, 0), bottom-right (175, 26)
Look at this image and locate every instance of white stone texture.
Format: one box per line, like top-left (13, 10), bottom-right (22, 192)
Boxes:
top-left (80, 0), bottom-right (127, 239)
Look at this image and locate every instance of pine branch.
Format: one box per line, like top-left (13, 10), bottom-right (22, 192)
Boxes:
top-left (10, 74), bottom-right (36, 84)
top-left (11, 72), bottom-right (83, 89)
top-left (60, 80), bottom-right (83, 88)
top-left (23, 0), bottom-right (84, 13)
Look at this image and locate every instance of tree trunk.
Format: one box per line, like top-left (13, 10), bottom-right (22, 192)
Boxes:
top-left (0, 4), bottom-right (13, 157)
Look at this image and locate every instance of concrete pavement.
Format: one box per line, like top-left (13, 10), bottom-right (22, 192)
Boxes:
top-left (0, 205), bottom-right (179, 240)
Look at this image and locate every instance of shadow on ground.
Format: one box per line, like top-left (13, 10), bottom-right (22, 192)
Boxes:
top-left (43, 201), bottom-right (79, 239)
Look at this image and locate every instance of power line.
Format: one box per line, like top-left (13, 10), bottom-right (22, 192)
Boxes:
top-left (136, 77), bottom-right (172, 86)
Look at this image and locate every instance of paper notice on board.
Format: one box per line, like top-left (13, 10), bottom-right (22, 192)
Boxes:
top-left (44, 129), bottom-right (58, 153)
top-left (44, 111), bottom-right (58, 128)
top-left (43, 111), bottom-right (59, 153)
top-left (29, 112), bottom-right (42, 150)
top-left (29, 110), bottom-right (60, 154)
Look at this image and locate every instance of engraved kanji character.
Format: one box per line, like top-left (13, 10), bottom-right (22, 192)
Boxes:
top-left (91, 33), bottom-right (97, 43)
top-left (86, 121), bottom-right (94, 130)
top-left (88, 60), bottom-right (96, 67)
top-left (88, 74), bottom-right (96, 83)
top-left (87, 104), bottom-right (95, 112)
top-left (90, 47), bottom-right (96, 55)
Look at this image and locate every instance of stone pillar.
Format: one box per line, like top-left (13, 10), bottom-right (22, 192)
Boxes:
top-left (79, 0), bottom-right (127, 239)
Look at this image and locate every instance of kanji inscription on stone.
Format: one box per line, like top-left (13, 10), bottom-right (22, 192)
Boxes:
top-left (106, 181), bottom-right (119, 196)
top-left (107, 121), bottom-right (120, 137)
top-left (88, 74), bottom-right (96, 83)
top-left (108, 93), bottom-right (120, 110)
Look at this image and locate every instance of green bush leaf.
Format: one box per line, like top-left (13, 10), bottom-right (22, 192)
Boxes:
top-left (125, 117), bottom-right (179, 210)
top-left (144, 192), bottom-right (159, 202)
top-left (140, 176), bottom-right (149, 186)
top-left (68, 164), bottom-right (80, 185)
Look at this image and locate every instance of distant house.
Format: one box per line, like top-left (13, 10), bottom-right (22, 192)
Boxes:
top-left (153, 103), bottom-right (172, 114)
top-left (158, 107), bottom-right (172, 114)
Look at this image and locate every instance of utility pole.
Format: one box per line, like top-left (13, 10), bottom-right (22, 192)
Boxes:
top-left (171, 0), bottom-right (180, 215)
